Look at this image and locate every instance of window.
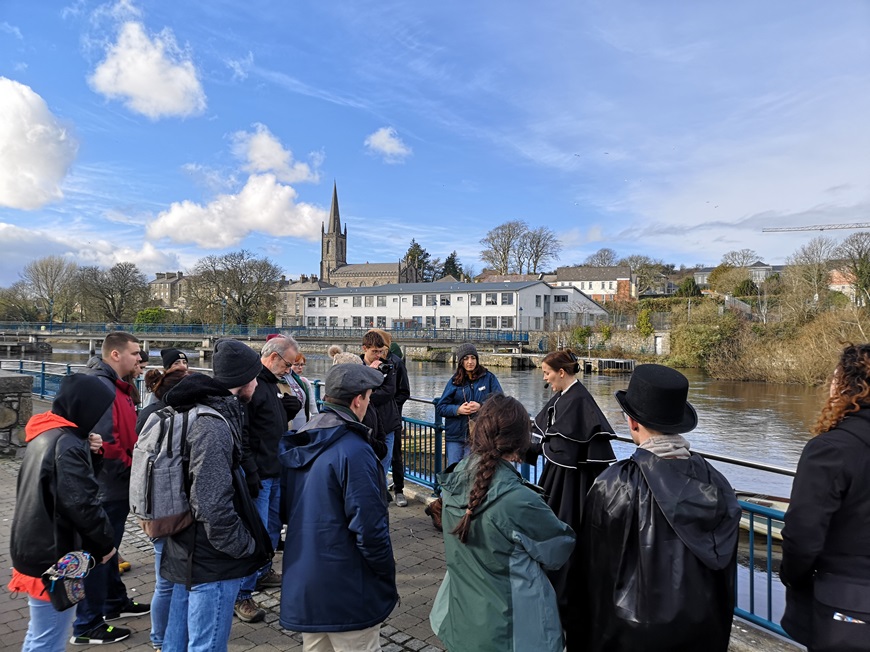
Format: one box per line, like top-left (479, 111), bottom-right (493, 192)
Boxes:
top-left (470, 316), bottom-right (482, 328)
top-left (535, 295), bottom-right (542, 307)
top-left (554, 295), bottom-right (568, 303)
top-left (485, 316), bottom-right (498, 328)
top-left (364, 316), bottom-right (374, 327)
top-left (353, 296), bottom-right (362, 307)
top-left (425, 316), bottom-right (435, 327)
top-left (412, 316), bottom-right (422, 326)
top-left (440, 294), bottom-right (450, 306)
top-left (501, 293), bottom-right (513, 305)
top-left (609, 281), bottom-right (614, 290)
top-left (394, 298), bottom-right (399, 303)
top-left (329, 316), bottom-right (338, 327)
top-left (329, 297), bottom-right (338, 307)
top-left (426, 294), bottom-right (437, 306)
top-left (377, 316), bottom-right (387, 328)
top-left (456, 296), bottom-right (464, 302)
top-left (352, 316), bottom-right (362, 328)
top-left (534, 317), bottom-right (542, 329)
top-left (377, 296), bottom-right (386, 307)
top-left (318, 297), bottom-right (326, 307)
top-left (318, 316), bottom-right (327, 327)
top-left (365, 296), bottom-right (373, 307)
top-left (601, 281), bottom-right (605, 290)
top-left (485, 293), bottom-right (497, 306)
top-left (501, 316), bottom-right (514, 329)
top-left (307, 316), bottom-right (316, 327)
top-left (470, 293), bottom-right (481, 305)
top-left (440, 316), bottom-right (451, 328)
top-left (307, 297), bottom-right (316, 307)
top-left (413, 294), bottom-right (423, 306)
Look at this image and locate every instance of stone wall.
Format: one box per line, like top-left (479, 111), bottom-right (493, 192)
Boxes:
top-left (0, 371), bottom-right (33, 454)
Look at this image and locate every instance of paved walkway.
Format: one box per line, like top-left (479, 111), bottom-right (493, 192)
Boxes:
top-left (0, 451), bottom-right (799, 652)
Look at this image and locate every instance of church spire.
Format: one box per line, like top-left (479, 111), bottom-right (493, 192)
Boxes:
top-left (327, 181), bottom-right (341, 234)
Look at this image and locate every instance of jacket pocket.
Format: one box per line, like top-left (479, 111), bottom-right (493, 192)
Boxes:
top-left (811, 573), bottom-right (870, 652)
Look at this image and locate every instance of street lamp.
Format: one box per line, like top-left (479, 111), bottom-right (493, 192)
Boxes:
top-left (48, 298), bottom-right (54, 333)
top-left (221, 297), bottom-right (227, 335)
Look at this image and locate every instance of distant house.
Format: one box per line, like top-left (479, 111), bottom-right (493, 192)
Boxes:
top-left (694, 261), bottom-right (784, 289)
top-left (550, 265), bottom-right (635, 302)
top-left (829, 268), bottom-right (859, 303)
top-left (276, 275), bottom-right (335, 327)
top-left (149, 272), bottom-right (191, 309)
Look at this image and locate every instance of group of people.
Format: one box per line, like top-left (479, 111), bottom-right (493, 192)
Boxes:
top-left (8, 332), bottom-right (870, 652)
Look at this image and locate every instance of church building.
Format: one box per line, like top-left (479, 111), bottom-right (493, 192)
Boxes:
top-left (319, 183), bottom-right (421, 287)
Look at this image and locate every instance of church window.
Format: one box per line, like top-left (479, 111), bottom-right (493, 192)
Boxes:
top-left (365, 296), bottom-right (374, 307)
top-left (353, 296), bottom-right (362, 307)
top-left (413, 295), bottom-right (423, 306)
top-left (372, 281), bottom-right (379, 286)
top-left (440, 294), bottom-right (450, 306)
top-left (326, 242), bottom-right (330, 254)
top-left (377, 296), bottom-right (386, 307)
top-left (360, 282), bottom-right (366, 287)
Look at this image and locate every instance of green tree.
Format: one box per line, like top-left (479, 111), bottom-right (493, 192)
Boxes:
top-left (599, 323), bottom-right (613, 342)
top-left (441, 251), bottom-right (463, 280)
top-left (636, 308), bottom-right (655, 338)
top-left (135, 307), bottom-right (170, 324)
top-left (734, 278), bottom-right (758, 296)
top-left (674, 277), bottom-right (702, 297)
top-left (405, 239), bottom-right (441, 282)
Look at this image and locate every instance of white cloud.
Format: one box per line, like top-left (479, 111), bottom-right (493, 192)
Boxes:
top-left (146, 173), bottom-right (327, 248)
top-left (0, 78), bottom-right (78, 210)
top-left (226, 51), bottom-right (254, 81)
top-left (1, 22), bottom-right (23, 39)
top-left (364, 126), bottom-right (412, 163)
top-left (231, 123), bottom-right (321, 183)
top-left (89, 21), bottom-right (206, 119)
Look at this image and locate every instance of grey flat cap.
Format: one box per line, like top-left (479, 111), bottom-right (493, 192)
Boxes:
top-left (325, 363), bottom-right (384, 401)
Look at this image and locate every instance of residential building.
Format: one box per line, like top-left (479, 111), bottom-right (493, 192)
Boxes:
top-left (149, 272), bottom-right (191, 308)
top-left (550, 265), bottom-right (635, 302)
top-left (276, 274), bottom-right (335, 327)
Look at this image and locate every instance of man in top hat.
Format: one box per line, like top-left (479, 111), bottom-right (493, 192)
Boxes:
top-left (577, 364), bottom-right (741, 652)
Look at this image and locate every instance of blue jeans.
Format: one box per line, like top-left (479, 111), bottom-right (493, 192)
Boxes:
top-left (446, 441), bottom-right (471, 466)
top-left (163, 578), bottom-right (242, 652)
top-left (239, 477), bottom-right (281, 599)
top-left (73, 499), bottom-right (130, 634)
top-left (380, 430), bottom-right (395, 475)
top-left (23, 597), bottom-right (76, 652)
top-left (151, 538), bottom-right (173, 649)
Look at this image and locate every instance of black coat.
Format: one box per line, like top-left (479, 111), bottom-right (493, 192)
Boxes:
top-left (11, 427), bottom-right (115, 577)
top-left (242, 365), bottom-right (296, 480)
top-left (780, 409), bottom-right (870, 647)
top-left (578, 448), bottom-right (740, 652)
top-left (363, 354), bottom-right (401, 433)
top-left (531, 380), bottom-right (615, 642)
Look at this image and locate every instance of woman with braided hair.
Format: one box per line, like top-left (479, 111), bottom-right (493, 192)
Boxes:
top-left (430, 393), bottom-right (575, 652)
top-left (781, 343), bottom-right (870, 651)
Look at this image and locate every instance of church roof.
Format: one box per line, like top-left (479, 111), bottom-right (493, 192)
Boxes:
top-left (305, 280), bottom-right (548, 295)
top-left (330, 262), bottom-right (401, 276)
top-left (326, 181), bottom-right (341, 234)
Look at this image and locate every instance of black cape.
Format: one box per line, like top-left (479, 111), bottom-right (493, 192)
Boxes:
top-left (578, 448), bottom-right (741, 652)
top-left (531, 380), bottom-right (615, 648)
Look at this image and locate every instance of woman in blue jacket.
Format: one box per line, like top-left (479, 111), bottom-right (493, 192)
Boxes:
top-left (436, 343), bottom-right (503, 464)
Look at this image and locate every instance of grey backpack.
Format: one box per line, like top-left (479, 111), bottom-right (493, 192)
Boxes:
top-left (130, 404), bottom-right (228, 537)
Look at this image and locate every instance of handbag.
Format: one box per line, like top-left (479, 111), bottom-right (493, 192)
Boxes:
top-left (41, 551), bottom-right (94, 612)
top-left (811, 573), bottom-right (870, 652)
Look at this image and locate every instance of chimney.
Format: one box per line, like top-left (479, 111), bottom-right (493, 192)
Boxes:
top-left (177, 271), bottom-right (183, 278)
top-left (156, 273), bottom-right (165, 280)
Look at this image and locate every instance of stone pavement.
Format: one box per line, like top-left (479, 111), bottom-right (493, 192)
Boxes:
top-left (0, 451), bottom-right (799, 652)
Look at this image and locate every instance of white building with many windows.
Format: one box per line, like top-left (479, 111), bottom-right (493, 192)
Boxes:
top-left (301, 281), bottom-right (607, 331)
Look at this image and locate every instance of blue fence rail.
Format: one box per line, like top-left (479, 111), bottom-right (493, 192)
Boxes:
top-left (0, 322), bottom-right (530, 343)
top-left (4, 361), bottom-right (791, 640)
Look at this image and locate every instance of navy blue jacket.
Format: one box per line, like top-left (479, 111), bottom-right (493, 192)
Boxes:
top-left (279, 405), bottom-right (398, 632)
top-left (436, 370), bottom-right (503, 443)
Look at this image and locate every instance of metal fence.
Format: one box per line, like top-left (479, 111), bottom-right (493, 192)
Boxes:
top-left (8, 361), bottom-right (790, 639)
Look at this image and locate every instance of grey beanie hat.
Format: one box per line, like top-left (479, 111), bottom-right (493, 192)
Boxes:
top-left (212, 339), bottom-right (262, 389)
top-left (455, 343), bottom-right (478, 363)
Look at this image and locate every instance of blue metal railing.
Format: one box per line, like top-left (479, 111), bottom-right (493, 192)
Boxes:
top-left (4, 361), bottom-right (791, 639)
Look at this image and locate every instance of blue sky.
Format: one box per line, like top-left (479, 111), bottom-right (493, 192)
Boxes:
top-left (1, 0), bottom-right (869, 285)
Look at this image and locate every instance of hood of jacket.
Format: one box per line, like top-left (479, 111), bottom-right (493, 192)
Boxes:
top-left (164, 372), bottom-right (233, 408)
top-left (439, 456), bottom-right (538, 517)
top-left (632, 447), bottom-right (740, 570)
top-left (279, 406), bottom-right (369, 470)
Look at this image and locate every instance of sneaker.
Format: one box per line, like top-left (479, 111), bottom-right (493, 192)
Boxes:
top-left (234, 598), bottom-right (265, 623)
top-left (70, 623), bottom-right (131, 645)
top-left (105, 601), bottom-right (150, 620)
top-left (256, 568), bottom-right (282, 589)
top-left (395, 492), bottom-right (408, 507)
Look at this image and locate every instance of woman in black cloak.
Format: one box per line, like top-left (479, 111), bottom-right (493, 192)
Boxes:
top-left (530, 349), bottom-right (616, 651)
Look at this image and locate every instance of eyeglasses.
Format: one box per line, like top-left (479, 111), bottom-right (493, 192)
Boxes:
top-left (275, 351), bottom-right (294, 369)
top-left (291, 362), bottom-right (306, 368)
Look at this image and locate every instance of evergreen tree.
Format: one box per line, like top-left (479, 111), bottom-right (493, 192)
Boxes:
top-left (442, 251), bottom-right (463, 279)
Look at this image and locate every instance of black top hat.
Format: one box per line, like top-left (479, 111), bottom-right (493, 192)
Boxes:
top-left (614, 364), bottom-right (697, 434)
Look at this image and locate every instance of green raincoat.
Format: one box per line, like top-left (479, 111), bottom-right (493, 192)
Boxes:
top-left (430, 456), bottom-right (575, 652)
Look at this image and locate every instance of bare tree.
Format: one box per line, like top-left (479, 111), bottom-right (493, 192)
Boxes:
top-left (77, 263), bottom-right (149, 323)
top-left (721, 249), bottom-right (760, 268)
top-left (619, 254), bottom-right (666, 295)
top-left (480, 221), bottom-right (528, 274)
top-left (584, 247), bottom-right (619, 267)
top-left (190, 250), bottom-right (283, 325)
top-left (836, 232), bottom-right (870, 303)
top-left (20, 255), bottom-right (79, 321)
top-left (785, 236), bottom-right (837, 302)
top-left (0, 282), bottom-right (39, 321)
top-left (525, 226), bottom-right (561, 273)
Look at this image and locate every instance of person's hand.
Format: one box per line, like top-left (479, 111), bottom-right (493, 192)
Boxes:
top-left (246, 474), bottom-right (262, 499)
top-left (457, 402), bottom-right (471, 415)
top-left (280, 393), bottom-right (302, 420)
top-left (369, 359), bottom-right (383, 369)
top-left (467, 401), bottom-right (481, 414)
top-left (88, 433), bottom-right (103, 453)
top-left (100, 547), bottom-right (117, 565)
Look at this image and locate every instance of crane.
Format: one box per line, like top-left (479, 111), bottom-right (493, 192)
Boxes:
top-left (763, 223), bottom-right (870, 233)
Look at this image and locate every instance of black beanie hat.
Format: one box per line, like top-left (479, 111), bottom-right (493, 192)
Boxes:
top-left (161, 348), bottom-right (187, 370)
top-left (212, 339), bottom-right (262, 389)
top-left (52, 375), bottom-right (115, 438)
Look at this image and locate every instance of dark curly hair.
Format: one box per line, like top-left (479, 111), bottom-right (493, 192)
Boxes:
top-left (451, 393), bottom-right (530, 544)
top-left (813, 343), bottom-right (870, 435)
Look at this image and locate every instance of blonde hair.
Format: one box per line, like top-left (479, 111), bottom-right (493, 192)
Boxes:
top-left (333, 352), bottom-right (363, 365)
top-left (327, 344), bottom-right (343, 359)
